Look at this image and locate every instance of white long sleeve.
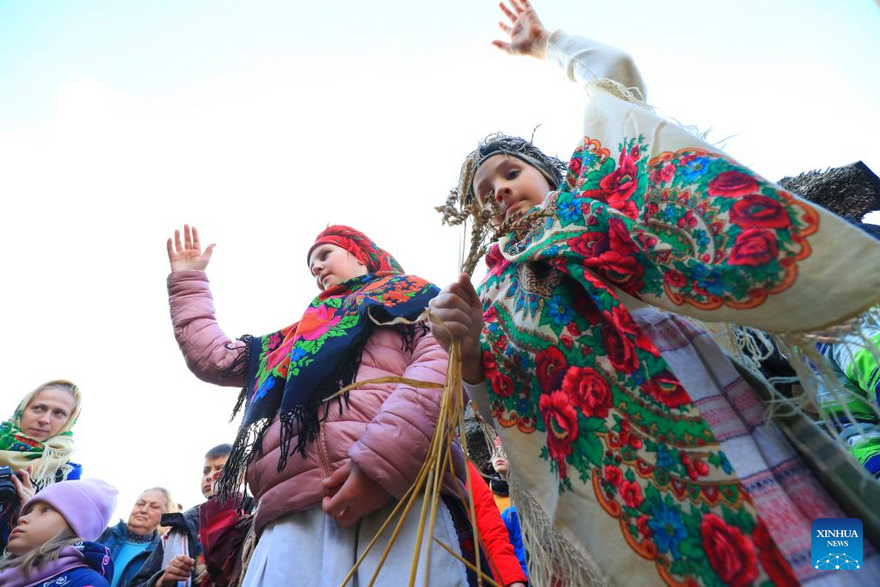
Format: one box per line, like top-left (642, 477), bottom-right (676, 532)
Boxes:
top-left (545, 30), bottom-right (647, 100)
top-left (462, 379), bottom-right (496, 426)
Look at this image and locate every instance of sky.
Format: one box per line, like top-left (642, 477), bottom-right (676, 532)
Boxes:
top-left (1, 0), bottom-right (878, 521)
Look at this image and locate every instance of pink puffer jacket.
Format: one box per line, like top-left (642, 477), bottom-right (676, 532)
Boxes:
top-left (168, 270), bottom-right (465, 534)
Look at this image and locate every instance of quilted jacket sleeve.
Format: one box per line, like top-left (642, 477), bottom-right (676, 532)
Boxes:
top-left (468, 462), bottom-right (528, 586)
top-left (348, 328), bottom-right (457, 499)
top-left (167, 270), bottom-right (246, 387)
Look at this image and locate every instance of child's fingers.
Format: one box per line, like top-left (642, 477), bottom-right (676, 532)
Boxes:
top-left (322, 492), bottom-right (349, 519)
top-left (184, 224), bottom-right (193, 250)
top-left (335, 506), bottom-right (359, 528)
top-left (429, 291), bottom-right (471, 315)
top-left (498, 2), bottom-right (517, 23)
top-left (430, 298), bottom-right (476, 328)
top-left (510, 0), bottom-right (526, 13)
top-left (491, 40), bottom-right (511, 53)
top-left (457, 274), bottom-right (482, 307)
top-left (166, 238), bottom-right (175, 259)
top-left (192, 226), bottom-right (202, 251)
top-left (204, 243), bottom-right (216, 261)
top-left (430, 309), bottom-right (473, 335)
top-left (322, 462), bottom-right (350, 492)
top-left (174, 229), bottom-right (183, 253)
top-left (498, 22), bottom-right (512, 36)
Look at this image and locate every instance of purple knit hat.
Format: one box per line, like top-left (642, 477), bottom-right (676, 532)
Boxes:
top-left (23, 479), bottom-right (118, 541)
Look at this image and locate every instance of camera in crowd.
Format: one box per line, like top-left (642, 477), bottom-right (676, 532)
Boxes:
top-left (0, 465), bottom-right (18, 506)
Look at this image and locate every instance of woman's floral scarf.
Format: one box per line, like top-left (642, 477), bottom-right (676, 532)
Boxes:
top-left (218, 227), bottom-right (440, 499)
top-left (476, 91), bottom-right (880, 585)
top-left (0, 384), bottom-right (80, 490)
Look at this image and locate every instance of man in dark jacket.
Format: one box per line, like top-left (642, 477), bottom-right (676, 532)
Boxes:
top-left (130, 443), bottom-right (233, 587)
top-left (98, 487), bottom-right (173, 587)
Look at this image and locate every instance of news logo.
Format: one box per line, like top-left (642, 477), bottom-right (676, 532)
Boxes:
top-left (812, 518), bottom-right (863, 570)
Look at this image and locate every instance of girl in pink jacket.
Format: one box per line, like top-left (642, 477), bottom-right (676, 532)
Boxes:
top-left (166, 224), bottom-right (470, 586)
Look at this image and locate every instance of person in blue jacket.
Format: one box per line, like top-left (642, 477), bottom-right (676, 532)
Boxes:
top-left (0, 478), bottom-right (118, 587)
top-left (98, 487), bottom-right (173, 587)
top-left (492, 436), bottom-right (528, 578)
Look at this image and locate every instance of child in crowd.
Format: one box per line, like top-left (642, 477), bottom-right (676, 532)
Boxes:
top-left (1, 381), bottom-right (83, 549)
top-left (131, 443), bottom-right (235, 587)
top-left (465, 460), bottom-right (526, 587)
top-left (430, 1), bottom-right (880, 584)
top-left (165, 225), bottom-right (473, 586)
top-left (0, 478), bottom-right (117, 587)
top-left (490, 438), bottom-right (526, 580)
top-left (818, 323), bottom-right (880, 478)
top-left (99, 488), bottom-right (174, 587)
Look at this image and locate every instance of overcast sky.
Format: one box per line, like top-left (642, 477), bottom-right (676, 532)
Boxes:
top-left (1, 0), bottom-right (878, 520)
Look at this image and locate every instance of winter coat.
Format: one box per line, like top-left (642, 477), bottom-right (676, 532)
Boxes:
top-left (168, 270), bottom-right (465, 535)
top-left (468, 462), bottom-right (527, 586)
top-left (97, 521), bottom-right (159, 587)
top-left (500, 505), bottom-right (528, 578)
top-left (0, 540), bottom-right (113, 587)
top-left (130, 506), bottom-right (201, 587)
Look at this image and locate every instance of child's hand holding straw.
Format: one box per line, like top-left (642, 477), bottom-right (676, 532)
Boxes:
top-left (428, 274), bottom-right (485, 384)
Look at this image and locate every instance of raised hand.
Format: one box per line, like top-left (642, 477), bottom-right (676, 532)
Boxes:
top-left (428, 274), bottom-right (485, 384)
top-left (492, 0), bottom-right (551, 59)
top-left (166, 224), bottom-right (216, 272)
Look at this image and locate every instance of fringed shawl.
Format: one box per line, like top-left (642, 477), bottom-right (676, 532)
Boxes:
top-left (217, 265), bottom-right (439, 500)
top-left (475, 86), bottom-right (880, 586)
top-left (0, 382), bottom-right (80, 490)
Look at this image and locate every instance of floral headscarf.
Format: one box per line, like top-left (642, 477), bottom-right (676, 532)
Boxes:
top-left (217, 226), bottom-right (439, 499)
top-left (0, 381), bottom-right (81, 489)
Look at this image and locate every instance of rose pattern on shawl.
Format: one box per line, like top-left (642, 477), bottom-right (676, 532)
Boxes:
top-left (643, 370), bottom-right (692, 409)
top-left (570, 217), bottom-right (646, 294)
top-left (562, 366), bottom-right (613, 419)
top-left (707, 170), bottom-right (758, 198)
top-left (539, 391), bottom-right (579, 478)
top-left (603, 464), bottom-right (623, 487)
top-left (728, 228), bottom-right (779, 267)
top-left (535, 347), bottom-right (567, 391)
top-left (753, 520), bottom-right (799, 586)
top-left (478, 133), bottom-right (812, 587)
top-left (583, 145), bottom-right (641, 218)
top-left (730, 194), bottom-right (791, 229)
top-left (296, 305), bottom-right (342, 341)
top-left (600, 321), bottom-right (639, 374)
top-left (700, 514), bottom-right (758, 587)
top-left (619, 479), bottom-right (644, 509)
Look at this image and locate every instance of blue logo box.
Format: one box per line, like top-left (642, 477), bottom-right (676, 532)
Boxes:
top-left (811, 518), bottom-right (863, 571)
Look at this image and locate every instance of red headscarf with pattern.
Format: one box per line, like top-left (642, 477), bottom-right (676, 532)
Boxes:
top-left (307, 225), bottom-right (404, 274)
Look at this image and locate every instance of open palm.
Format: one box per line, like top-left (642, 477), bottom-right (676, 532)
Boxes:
top-left (492, 0), bottom-right (551, 58)
top-left (166, 224), bottom-right (215, 272)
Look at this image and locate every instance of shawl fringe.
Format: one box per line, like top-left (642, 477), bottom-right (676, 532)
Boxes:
top-left (507, 470), bottom-right (607, 587)
top-left (226, 335), bottom-right (254, 422)
top-left (218, 320), bottom-right (425, 501)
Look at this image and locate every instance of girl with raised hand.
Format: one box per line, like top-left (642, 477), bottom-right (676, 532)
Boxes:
top-left (0, 478), bottom-right (117, 587)
top-left (165, 224), bottom-right (473, 586)
top-left (431, 1), bottom-right (880, 585)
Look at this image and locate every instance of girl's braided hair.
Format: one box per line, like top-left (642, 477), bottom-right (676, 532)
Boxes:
top-left (437, 132), bottom-right (567, 275)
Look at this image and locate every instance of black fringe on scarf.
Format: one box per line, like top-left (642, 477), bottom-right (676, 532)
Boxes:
top-left (215, 322), bottom-right (423, 505)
